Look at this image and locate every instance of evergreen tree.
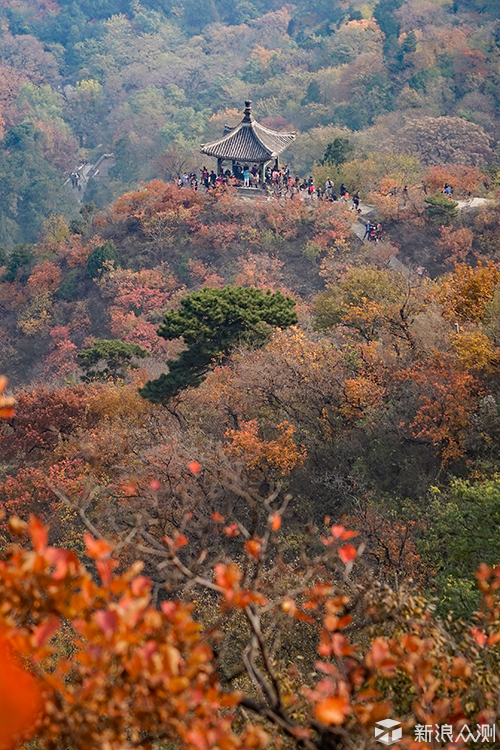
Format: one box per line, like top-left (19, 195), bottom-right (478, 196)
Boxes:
top-left (424, 194), bottom-right (459, 224)
top-left (77, 339), bottom-right (150, 382)
top-left (321, 137), bottom-right (354, 167)
top-left (87, 241), bottom-right (120, 279)
top-left (140, 286), bottom-right (298, 404)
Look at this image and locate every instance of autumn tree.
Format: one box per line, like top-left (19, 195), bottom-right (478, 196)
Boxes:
top-left (314, 265), bottom-right (417, 348)
top-left (140, 286), bottom-right (298, 403)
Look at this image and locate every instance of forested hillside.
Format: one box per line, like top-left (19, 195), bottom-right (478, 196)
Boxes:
top-left (2, 2), bottom-right (500, 749)
top-left (0, 0), bottom-right (499, 243)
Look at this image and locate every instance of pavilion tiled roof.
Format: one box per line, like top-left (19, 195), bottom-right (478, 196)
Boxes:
top-left (201, 102), bottom-right (296, 163)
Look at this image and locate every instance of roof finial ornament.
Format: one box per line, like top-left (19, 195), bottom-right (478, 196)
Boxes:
top-left (243, 100), bottom-right (252, 123)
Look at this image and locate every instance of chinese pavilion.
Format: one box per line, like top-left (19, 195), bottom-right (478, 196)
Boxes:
top-left (200, 101), bottom-right (296, 183)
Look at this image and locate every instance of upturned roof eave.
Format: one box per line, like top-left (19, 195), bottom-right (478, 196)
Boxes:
top-left (200, 123), bottom-right (271, 160)
top-left (200, 119), bottom-right (295, 161)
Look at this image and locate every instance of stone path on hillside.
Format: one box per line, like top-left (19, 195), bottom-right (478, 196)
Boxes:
top-left (455, 197), bottom-right (493, 210)
top-left (351, 196), bottom-right (495, 243)
top-left (351, 201), bottom-right (377, 240)
top-left (65, 153), bottom-right (115, 203)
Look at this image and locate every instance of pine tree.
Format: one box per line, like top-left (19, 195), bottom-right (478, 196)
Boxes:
top-left (140, 286), bottom-right (298, 404)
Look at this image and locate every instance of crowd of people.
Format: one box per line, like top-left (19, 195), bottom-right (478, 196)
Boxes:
top-left (175, 164), bottom-right (384, 241)
top-left (177, 165), bottom-right (363, 208)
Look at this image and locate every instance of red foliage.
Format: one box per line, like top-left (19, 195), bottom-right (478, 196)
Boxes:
top-left (0, 386), bottom-right (97, 461)
top-left (41, 326), bottom-right (78, 380)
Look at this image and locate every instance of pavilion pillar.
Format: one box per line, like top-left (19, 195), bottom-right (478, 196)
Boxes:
top-left (217, 158), bottom-right (222, 175)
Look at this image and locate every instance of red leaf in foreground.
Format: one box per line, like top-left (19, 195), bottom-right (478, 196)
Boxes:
top-left (314, 696), bottom-right (351, 725)
top-left (95, 609), bottom-right (118, 636)
top-left (331, 525), bottom-right (345, 538)
top-left (28, 516), bottom-right (48, 554)
top-left (244, 539), bottom-right (262, 559)
top-left (472, 627), bottom-right (487, 647)
top-left (338, 545), bottom-right (357, 564)
top-left (32, 617), bottom-right (60, 648)
top-left (84, 534), bottom-right (112, 560)
top-left (0, 637), bottom-right (43, 750)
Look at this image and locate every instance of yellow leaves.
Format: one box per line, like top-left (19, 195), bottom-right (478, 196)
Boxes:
top-left (250, 45), bottom-right (280, 68)
top-left (439, 261), bottom-right (500, 324)
top-left (75, 78), bottom-right (103, 98)
top-left (225, 419), bottom-right (306, 476)
top-left (451, 329), bottom-right (499, 373)
top-left (17, 292), bottom-right (52, 335)
top-left (340, 376), bottom-right (385, 422)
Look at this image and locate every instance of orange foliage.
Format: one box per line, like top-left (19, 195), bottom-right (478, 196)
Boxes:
top-left (439, 261), bottom-right (500, 323)
top-left (399, 357), bottom-right (478, 463)
top-left (225, 419), bottom-right (306, 475)
top-left (0, 520), bottom-right (267, 750)
top-left (0, 377), bottom-right (15, 419)
top-left (60, 234), bottom-right (105, 268)
top-left (111, 180), bottom-right (204, 227)
top-left (424, 165), bottom-right (485, 197)
top-left (340, 376), bottom-right (385, 423)
top-left (233, 253), bottom-right (285, 291)
top-left (437, 225), bottom-right (474, 263)
top-left (27, 260), bottom-right (62, 295)
top-left (0, 634), bottom-right (43, 750)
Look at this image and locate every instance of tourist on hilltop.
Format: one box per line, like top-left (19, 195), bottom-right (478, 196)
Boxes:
top-left (243, 165), bottom-right (250, 187)
top-left (353, 191), bottom-right (360, 210)
top-left (340, 183), bottom-right (347, 197)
